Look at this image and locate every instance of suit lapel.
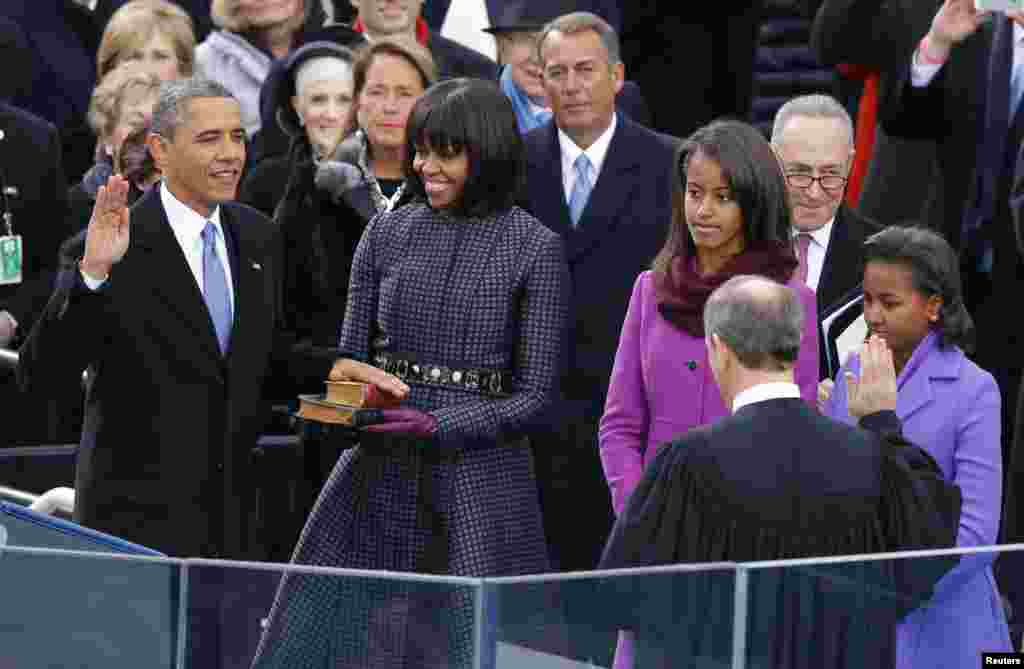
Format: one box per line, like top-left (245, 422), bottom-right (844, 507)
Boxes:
top-left (221, 205), bottom-right (270, 382)
top-left (975, 17), bottom-right (1014, 225)
top-left (817, 205), bottom-right (858, 315)
top-left (129, 187), bottom-right (225, 371)
top-left (897, 343), bottom-right (959, 422)
top-left (897, 363), bottom-right (934, 423)
top-left (565, 116), bottom-right (644, 262)
top-left (528, 123), bottom-right (572, 238)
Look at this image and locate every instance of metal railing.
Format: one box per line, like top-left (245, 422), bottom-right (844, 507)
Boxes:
top-left (0, 483), bottom-right (37, 506)
top-left (0, 347), bottom-right (17, 372)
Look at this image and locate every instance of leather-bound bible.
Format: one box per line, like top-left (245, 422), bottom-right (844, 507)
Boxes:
top-left (295, 395), bottom-right (360, 425)
top-left (325, 380), bottom-right (402, 409)
top-left (295, 381), bottom-right (401, 425)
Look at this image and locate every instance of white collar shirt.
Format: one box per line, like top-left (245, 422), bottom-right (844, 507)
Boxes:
top-left (732, 382), bottom-right (802, 413)
top-left (160, 183), bottom-right (235, 315)
top-left (558, 113), bottom-right (617, 204)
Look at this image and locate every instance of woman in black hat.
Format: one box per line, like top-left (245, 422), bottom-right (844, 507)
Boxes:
top-left (241, 41), bottom-right (365, 359)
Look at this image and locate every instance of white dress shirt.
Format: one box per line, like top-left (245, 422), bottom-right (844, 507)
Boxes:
top-left (794, 217), bottom-right (834, 292)
top-left (558, 113), bottom-right (618, 204)
top-left (912, 23), bottom-right (1024, 87)
top-left (83, 184), bottom-right (235, 315)
top-left (732, 382), bottom-right (802, 413)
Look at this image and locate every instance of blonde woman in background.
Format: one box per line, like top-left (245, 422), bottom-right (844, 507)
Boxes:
top-left (97, 0), bottom-right (196, 80)
top-left (70, 63), bottom-right (162, 232)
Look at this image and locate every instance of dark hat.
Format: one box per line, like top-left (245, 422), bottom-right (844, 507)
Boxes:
top-left (296, 22), bottom-right (367, 50)
top-left (263, 41), bottom-right (360, 139)
top-left (482, 0), bottom-right (581, 34)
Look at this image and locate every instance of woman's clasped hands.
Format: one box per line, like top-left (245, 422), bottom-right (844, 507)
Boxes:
top-left (845, 334), bottom-right (898, 419)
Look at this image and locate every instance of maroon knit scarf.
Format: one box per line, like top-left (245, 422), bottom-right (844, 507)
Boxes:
top-left (655, 240), bottom-right (799, 337)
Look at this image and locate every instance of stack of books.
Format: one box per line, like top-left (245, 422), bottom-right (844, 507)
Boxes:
top-left (296, 380), bottom-right (402, 425)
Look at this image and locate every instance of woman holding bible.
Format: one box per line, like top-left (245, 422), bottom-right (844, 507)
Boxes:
top-left (251, 78), bottom-right (568, 669)
top-left (824, 226), bottom-right (1011, 667)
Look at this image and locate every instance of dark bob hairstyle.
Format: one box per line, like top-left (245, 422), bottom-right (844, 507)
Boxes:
top-left (863, 225), bottom-right (975, 354)
top-left (403, 78), bottom-right (524, 217)
top-left (653, 119), bottom-right (793, 274)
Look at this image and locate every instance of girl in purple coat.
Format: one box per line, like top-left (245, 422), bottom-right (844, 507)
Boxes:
top-left (825, 226), bottom-right (1010, 668)
top-left (599, 120), bottom-right (819, 669)
top-left (599, 120), bottom-right (819, 519)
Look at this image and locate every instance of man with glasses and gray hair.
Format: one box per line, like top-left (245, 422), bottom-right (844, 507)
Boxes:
top-left (772, 94), bottom-right (881, 379)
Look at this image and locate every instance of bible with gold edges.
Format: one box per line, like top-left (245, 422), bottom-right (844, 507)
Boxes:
top-left (295, 381), bottom-right (402, 425)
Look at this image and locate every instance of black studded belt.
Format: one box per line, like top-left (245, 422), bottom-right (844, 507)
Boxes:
top-left (372, 352), bottom-right (512, 396)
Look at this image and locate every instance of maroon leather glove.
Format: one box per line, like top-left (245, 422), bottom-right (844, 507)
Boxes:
top-left (360, 408), bottom-right (438, 438)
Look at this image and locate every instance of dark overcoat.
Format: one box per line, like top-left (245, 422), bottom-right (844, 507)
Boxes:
top-left (519, 114), bottom-right (677, 572)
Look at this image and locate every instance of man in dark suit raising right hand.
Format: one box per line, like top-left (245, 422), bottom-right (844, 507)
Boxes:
top-left (18, 78), bottom-right (344, 560)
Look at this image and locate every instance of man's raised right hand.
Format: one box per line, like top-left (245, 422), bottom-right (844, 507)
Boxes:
top-left (81, 175), bottom-right (131, 280)
top-left (928, 0), bottom-right (989, 56)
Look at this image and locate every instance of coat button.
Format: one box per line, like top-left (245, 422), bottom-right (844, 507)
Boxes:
top-left (216, 463), bottom-right (224, 472)
top-left (687, 360), bottom-right (698, 371)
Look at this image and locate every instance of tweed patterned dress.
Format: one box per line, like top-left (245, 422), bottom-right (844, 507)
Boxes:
top-left (251, 201), bottom-right (569, 669)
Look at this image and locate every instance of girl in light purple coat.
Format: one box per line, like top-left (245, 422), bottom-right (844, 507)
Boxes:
top-left (825, 226), bottom-right (1010, 668)
top-left (599, 120), bottom-right (819, 669)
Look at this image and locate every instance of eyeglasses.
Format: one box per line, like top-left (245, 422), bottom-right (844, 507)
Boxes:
top-left (785, 174), bottom-right (847, 191)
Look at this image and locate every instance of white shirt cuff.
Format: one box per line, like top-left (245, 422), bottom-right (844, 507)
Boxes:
top-left (910, 51), bottom-right (944, 87)
top-left (80, 268), bottom-right (108, 291)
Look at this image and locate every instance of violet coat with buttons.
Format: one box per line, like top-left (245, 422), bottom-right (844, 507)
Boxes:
top-left (599, 270), bottom-right (820, 519)
top-left (826, 331), bottom-right (1011, 668)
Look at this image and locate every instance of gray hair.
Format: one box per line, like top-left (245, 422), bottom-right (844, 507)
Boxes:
top-left (150, 77), bottom-right (236, 139)
top-left (703, 275), bottom-right (804, 371)
top-left (537, 11), bottom-right (621, 66)
top-left (770, 94), bottom-right (854, 150)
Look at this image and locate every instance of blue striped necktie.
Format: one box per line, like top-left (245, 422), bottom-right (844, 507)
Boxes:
top-left (201, 222), bottom-right (232, 355)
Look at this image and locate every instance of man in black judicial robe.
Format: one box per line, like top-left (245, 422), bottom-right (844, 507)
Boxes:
top-left (600, 276), bottom-right (962, 668)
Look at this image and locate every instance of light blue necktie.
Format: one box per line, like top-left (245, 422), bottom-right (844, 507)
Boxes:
top-left (1012, 42), bottom-right (1024, 116)
top-left (201, 222), bottom-right (232, 355)
top-left (568, 154), bottom-right (594, 227)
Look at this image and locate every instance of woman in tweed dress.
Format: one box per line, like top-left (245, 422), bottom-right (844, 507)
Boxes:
top-left (251, 78), bottom-right (569, 669)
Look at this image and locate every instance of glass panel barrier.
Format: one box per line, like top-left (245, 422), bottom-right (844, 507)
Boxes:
top-left (0, 545), bottom-right (182, 669)
top-left (183, 559), bottom-right (485, 669)
top-left (3, 544), bottom-right (1024, 668)
top-left (485, 563), bottom-right (738, 669)
top-left (737, 545), bottom-right (1024, 669)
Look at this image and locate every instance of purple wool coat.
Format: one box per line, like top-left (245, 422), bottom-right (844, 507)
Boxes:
top-left (826, 331), bottom-right (1011, 667)
top-left (599, 270), bottom-right (820, 517)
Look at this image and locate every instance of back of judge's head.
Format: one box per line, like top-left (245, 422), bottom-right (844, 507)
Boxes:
top-left (704, 275), bottom-right (803, 373)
